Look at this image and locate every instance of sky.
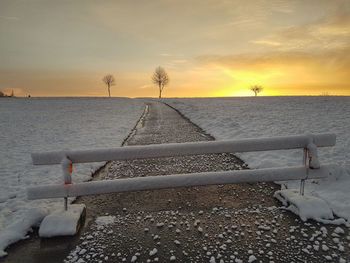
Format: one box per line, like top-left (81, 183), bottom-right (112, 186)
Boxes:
top-left (0, 0), bottom-right (349, 97)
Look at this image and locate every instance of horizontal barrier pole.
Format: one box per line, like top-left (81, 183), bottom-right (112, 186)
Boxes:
top-left (27, 165), bottom-right (331, 200)
top-left (32, 133), bottom-right (336, 165)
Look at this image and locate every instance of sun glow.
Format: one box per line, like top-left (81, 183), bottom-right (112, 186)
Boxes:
top-left (212, 68), bottom-right (286, 97)
top-left (224, 69), bottom-right (284, 83)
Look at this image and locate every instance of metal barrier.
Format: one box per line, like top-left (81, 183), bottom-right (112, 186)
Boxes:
top-left (27, 133), bottom-right (336, 210)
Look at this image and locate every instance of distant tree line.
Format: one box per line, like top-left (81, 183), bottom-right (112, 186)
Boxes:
top-left (102, 66), bottom-right (170, 98)
top-left (101, 67), bottom-right (268, 98)
top-left (0, 90), bottom-right (14, 97)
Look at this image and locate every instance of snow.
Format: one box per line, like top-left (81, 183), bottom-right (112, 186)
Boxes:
top-left (27, 165), bottom-right (331, 201)
top-left (334, 227), bottom-right (345, 235)
top-left (0, 98), bottom-right (145, 256)
top-left (166, 97), bottom-right (350, 222)
top-left (95, 215), bottom-right (116, 226)
top-left (149, 248), bottom-right (158, 256)
top-left (274, 189), bottom-right (334, 222)
top-left (39, 204), bottom-right (86, 237)
top-left (0, 208), bottom-right (46, 257)
top-left (248, 255), bottom-right (257, 262)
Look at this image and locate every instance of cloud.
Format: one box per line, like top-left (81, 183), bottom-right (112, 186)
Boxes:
top-left (197, 47), bottom-right (350, 70)
top-left (252, 9), bottom-right (350, 52)
top-left (196, 46), bottom-right (350, 93)
top-left (226, 18), bottom-right (263, 28)
top-left (137, 84), bottom-right (152, 90)
top-left (0, 15), bottom-right (19, 20)
top-left (164, 59), bottom-right (190, 70)
top-left (270, 1), bottom-right (295, 14)
top-left (251, 40), bottom-right (282, 47)
top-left (171, 59), bottom-right (188, 64)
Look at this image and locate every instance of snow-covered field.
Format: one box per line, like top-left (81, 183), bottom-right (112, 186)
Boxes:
top-left (0, 98), bottom-right (145, 256)
top-left (1, 96), bottom-right (349, 257)
top-left (166, 97), bottom-right (350, 223)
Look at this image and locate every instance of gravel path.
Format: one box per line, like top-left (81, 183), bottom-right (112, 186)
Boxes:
top-left (2, 101), bottom-right (349, 263)
top-left (66, 101), bottom-right (350, 263)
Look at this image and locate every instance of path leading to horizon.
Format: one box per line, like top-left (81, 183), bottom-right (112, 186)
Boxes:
top-left (2, 101), bottom-right (349, 263)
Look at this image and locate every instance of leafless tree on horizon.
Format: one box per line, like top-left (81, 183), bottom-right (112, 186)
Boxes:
top-left (102, 74), bottom-right (116, 97)
top-left (152, 66), bottom-right (169, 99)
top-left (250, 85), bottom-right (263, 96)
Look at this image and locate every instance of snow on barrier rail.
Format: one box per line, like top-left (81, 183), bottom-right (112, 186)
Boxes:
top-left (27, 133), bottom-right (336, 237)
top-left (27, 165), bottom-right (331, 200)
top-left (28, 133), bottom-right (336, 204)
top-left (31, 133), bottom-right (335, 165)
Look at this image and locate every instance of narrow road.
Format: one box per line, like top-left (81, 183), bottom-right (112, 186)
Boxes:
top-left (2, 101), bottom-right (349, 263)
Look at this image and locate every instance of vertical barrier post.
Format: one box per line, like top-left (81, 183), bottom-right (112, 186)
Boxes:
top-left (61, 156), bottom-right (73, 211)
top-left (300, 148), bottom-right (308, 196)
top-left (300, 137), bottom-right (320, 195)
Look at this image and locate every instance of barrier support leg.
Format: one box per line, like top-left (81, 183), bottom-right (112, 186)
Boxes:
top-left (300, 148), bottom-right (308, 196)
top-left (299, 180), bottom-right (305, 196)
top-left (64, 197), bottom-right (68, 211)
top-left (62, 156), bottom-right (73, 211)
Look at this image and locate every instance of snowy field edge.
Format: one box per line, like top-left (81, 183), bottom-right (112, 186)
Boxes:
top-left (0, 98), bottom-right (146, 257)
top-left (165, 97), bottom-right (350, 225)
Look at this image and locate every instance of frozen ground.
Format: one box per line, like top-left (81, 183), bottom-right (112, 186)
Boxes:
top-left (0, 98), bottom-right (145, 256)
top-left (166, 97), bottom-right (350, 223)
top-left (65, 205), bottom-right (350, 263)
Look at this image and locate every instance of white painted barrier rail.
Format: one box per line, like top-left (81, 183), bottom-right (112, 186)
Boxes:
top-left (27, 133), bottom-right (336, 207)
top-left (27, 165), bottom-right (331, 200)
top-left (31, 133), bottom-right (335, 165)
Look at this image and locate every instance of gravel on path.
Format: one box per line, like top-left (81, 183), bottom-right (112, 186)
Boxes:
top-left (65, 101), bottom-right (350, 263)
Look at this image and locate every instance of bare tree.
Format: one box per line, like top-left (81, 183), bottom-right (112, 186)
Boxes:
top-left (152, 66), bottom-right (169, 99)
top-left (102, 74), bottom-right (116, 97)
top-left (250, 85), bottom-right (263, 96)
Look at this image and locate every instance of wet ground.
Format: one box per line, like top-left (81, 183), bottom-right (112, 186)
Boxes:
top-left (2, 101), bottom-right (349, 263)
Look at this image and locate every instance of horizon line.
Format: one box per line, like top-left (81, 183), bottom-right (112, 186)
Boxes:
top-left (3, 95), bottom-right (350, 99)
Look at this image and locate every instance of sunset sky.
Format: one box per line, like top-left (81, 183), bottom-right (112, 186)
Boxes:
top-left (0, 0), bottom-right (349, 97)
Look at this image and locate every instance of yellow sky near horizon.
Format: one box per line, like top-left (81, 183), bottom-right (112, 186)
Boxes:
top-left (0, 0), bottom-right (349, 97)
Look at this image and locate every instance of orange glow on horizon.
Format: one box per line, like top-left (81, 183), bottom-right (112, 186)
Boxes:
top-left (3, 61), bottom-right (350, 98)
